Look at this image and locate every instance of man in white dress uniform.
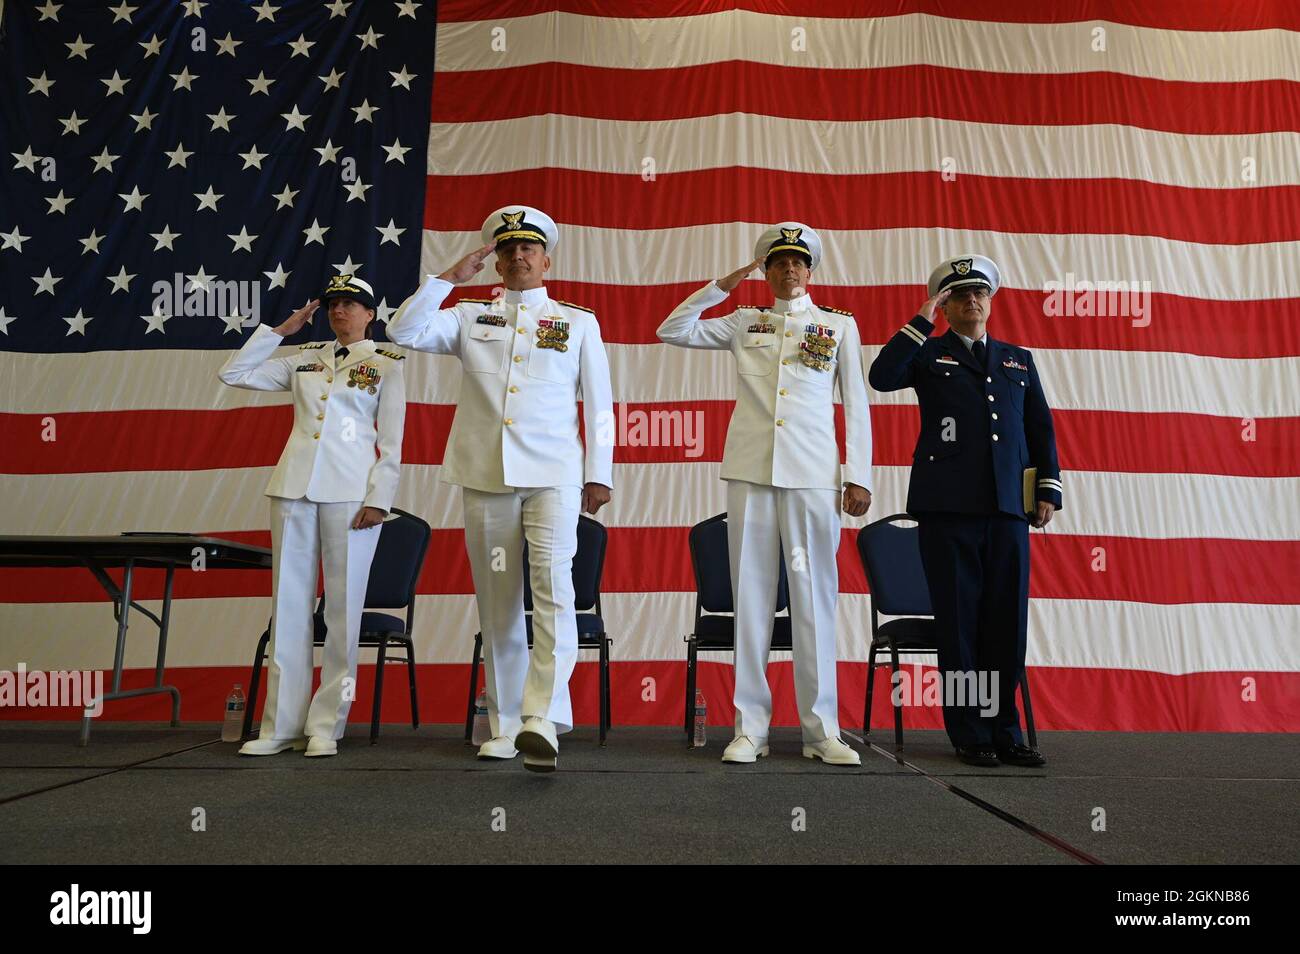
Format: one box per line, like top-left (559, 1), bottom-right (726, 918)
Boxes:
top-left (387, 206), bottom-right (614, 772)
top-left (657, 224), bottom-right (873, 765)
top-left (219, 275), bottom-right (406, 757)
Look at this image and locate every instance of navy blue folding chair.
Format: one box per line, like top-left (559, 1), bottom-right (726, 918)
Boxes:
top-left (682, 512), bottom-right (790, 741)
top-left (244, 508), bottom-right (432, 745)
top-left (856, 513), bottom-right (1036, 748)
top-left (463, 514), bottom-right (611, 745)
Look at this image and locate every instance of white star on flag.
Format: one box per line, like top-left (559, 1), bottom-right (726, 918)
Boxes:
top-left (281, 105), bottom-right (310, 131)
top-left (1, 227), bottom-right (31, 252)
top-left (119, 187), bottom-right (148, 212)
top-left (33, 268), bottom-right (63, 295)
top-left (264, 262), bottom-right (291, 289)
top-left (142, 305), bottom-right (170, 334)
top-left (194, 186), bottom-right (223, 212)
top-left (46, 190), bottom-right (74, 214)
top-left (64, 308), bottom-right (93, 335)
top-left (229, 227), bottom-right (257, 253)
top-left (239, 146), bottom-right (269, 170)
top-left (170, 67), bottom-right (198, 91)
top-left (91, 148), bottom-right (120, 173)
top-left (186, 267), bottom-right (216, 292)
top-left (108, 266), bottom-right (136, 293)
top-left (303, 219), bottom-right (330, 245)
top-left (376, 219), bottom-right (406, 245)
top-left (150, 226), bottom-right (181, 251)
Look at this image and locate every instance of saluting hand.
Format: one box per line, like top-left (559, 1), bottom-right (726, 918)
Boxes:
top-left (273, 298), bottom-right (320, 337)
top-left (716, 258), bottom-right (764, 294)
top-left (439, 244), bottom-right (496, 284)
top-left (842, 484), bottom-right (872, 518)
top-left (918, 289), bottom-right (951, 322)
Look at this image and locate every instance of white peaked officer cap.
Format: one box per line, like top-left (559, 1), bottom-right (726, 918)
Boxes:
top-left (754, 222), bottom-right (822, 271)
top-left (927, 253), bottom-right (1002, 297)
top-left (481, 205), bottom-right (559, 251)
top-left (321, 274), bottom-right (376, 308)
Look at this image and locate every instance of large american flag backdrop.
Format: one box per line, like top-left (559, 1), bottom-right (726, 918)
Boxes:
top-left (2, 0), bottom-right (1297, 732)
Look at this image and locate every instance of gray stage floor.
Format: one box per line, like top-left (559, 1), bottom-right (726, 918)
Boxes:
top-left (1, 723), bottom-right (1295, 864)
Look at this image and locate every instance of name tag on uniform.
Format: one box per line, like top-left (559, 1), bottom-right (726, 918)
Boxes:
top-left (935, 356), bottom-right (960, 366)
top-left (475, 314), bottom-right (507, 327)
top-left (295, 363), bottom-right (325, 372)
top-left (746, 322), bottom-right (775, 334)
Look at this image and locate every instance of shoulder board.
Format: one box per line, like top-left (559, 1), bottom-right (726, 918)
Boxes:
top-left (552, 299), bottom-right (595, 314)
top-left (299, 342), bottom-right (327, 350)
top-left (375, 349), bottom-right (405, 361)
top-left (819, 305), bottom-right (854, 317)
top-left (456, 297), bottom-right (494, 305)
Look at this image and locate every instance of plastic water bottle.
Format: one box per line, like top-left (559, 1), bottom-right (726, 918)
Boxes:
top-left (471, 688), bottom-right (490, 745)
top-left (692, 689), bottom-right (707, 747)
top-left (221, 684), bottom-right (246, 742)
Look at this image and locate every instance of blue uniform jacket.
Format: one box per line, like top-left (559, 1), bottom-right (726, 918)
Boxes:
top-left (868, 315), bottom-right (1063, 519)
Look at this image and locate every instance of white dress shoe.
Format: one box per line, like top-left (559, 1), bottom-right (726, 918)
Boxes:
top-left (238, 737), bottom-right (306, 756)
top-left (721, 735), bottom-right (769, 763)
top-left (515, 717), bottom-right (558, 773)
top-left (305, 737), bottom-right (338, 758)
top-left (477, 735), bottom-right (519, 760)
top-left (802, 736), bottom-right (861, 766)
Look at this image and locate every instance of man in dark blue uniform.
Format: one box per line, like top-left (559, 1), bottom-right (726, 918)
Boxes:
top-left (868, 254), bottom-right (1061, 767)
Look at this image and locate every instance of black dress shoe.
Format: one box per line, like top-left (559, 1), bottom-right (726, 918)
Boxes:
top-left (954, 745), bottom-right (1000, 767)
top-left (996, 743), bottom-right (1046, 767)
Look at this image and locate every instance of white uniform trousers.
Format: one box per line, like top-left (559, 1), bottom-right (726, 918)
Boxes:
top-left (726, 479), bottom-right (843, 742)
top-left (259, 497), bottom-right (382, 741)
top-left (463, 486), bottom-right (581, 738)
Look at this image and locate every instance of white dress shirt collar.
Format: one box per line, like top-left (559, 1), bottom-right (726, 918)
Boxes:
top-left (503, 286), bottom-right (548, 308)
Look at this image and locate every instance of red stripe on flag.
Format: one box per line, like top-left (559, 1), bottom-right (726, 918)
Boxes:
top-left (427, 170), bottom-right (1300, 246)
top-left (431, 63), bottom-right (1300, 135)
top-left (6, 662), bottom-right (1297, 732)
top-left (435, 0), bottom-right (1300, 32)
top-left (4, 531), bottom-right (1297, 605)
top-left (4, 406), bottom-right (1296, 477)
top-left (431, 282), bottom-right (1300, 358)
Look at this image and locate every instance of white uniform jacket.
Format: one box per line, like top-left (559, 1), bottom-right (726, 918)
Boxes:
top-left (657, 281), bottom-right (873, 492)
top-left (218, 324), bottom-right (407, 511)
top-left (387, 277), bottom-right (614, 493)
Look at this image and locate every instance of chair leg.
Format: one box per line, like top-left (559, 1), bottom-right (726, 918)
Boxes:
top-left (370, 636), bottom-right (388, 745)
top-left (464, 634), bottom-right (483, 743)
top-left (864, 643), bottom-right (879, 736)
top-left (604, 637), bottom-right (613, 738)
top-left (890, 644), bottom-right (904, 749)
top-left (244, 628), bottom-right (270, 741)
top-left (684, 640), bottom-right (698, 742)
top-left (1021, 667), bottom-right (1038, 749)
top-left (404, 639), bottom-right (419, 730)
top-left (598, 635), bottom-right (609, 746)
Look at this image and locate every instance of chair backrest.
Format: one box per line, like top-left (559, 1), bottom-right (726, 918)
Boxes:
top-left (856, 514), bottom-right (932, 617)
top-left (363, 508), bottom-right (433, 609)
top-left (522, 514), bottom-right (607, 613)
top-left (688, 512), bottom-right (789, 615)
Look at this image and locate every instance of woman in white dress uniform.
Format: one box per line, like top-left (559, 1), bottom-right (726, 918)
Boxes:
top-left (218, 275), bottom-right (407, 757)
